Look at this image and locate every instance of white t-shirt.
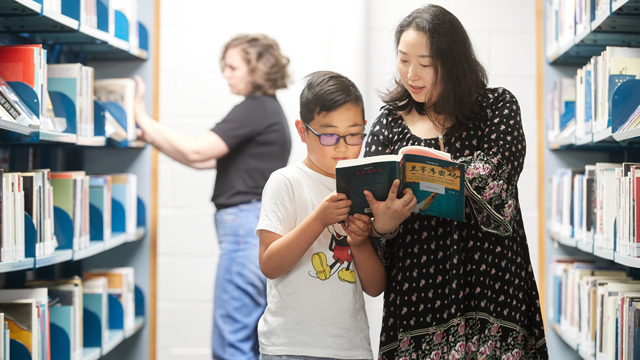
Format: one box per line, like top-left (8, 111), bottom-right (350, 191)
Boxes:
top-left (257, 162), bottom-right (373, 359)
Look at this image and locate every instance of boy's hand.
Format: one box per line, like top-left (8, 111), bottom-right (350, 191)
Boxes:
top-left (364, 179), bottom-right (416, 234)
top-left (313, 191), bottom-right (351, 227)
top-left (341, 214), bottom-right (372, 247)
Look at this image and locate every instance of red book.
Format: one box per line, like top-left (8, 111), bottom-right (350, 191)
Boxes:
top-left (0, 45), bottom-right (42, 89)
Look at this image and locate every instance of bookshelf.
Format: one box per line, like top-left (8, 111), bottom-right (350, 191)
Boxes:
top-left (0, 0), bottom-right (157, 359)
top-left (540, 1), bottom-right (640, 359)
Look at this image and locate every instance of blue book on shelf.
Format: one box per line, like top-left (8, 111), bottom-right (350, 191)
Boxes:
top-left (84, 292), bottom-right (108, 345)
top-left (635, 328), bottom-right (640, 360)
top-left (553, 275), bottom-right (562, 324)
top-left (50, 305), bottom-right (73, 359)
top-left (585, 69), bottom-right (592, 135)
top-left (47, 78), bottom-right (77, 107)
top-left (608, 74), bottom-right (635, 128)
top-left (89, 176), bottom-right (112, 240)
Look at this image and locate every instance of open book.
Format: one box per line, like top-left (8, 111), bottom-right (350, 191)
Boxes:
top-left (336, 145), bottom-right (466, 221)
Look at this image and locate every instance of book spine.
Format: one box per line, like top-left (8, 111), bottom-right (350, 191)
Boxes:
top-left (0, 91), bottom-right (21, 121)
top-left (398, 160), bottom-right (404, 199)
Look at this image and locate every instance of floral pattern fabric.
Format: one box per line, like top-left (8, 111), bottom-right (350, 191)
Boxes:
top-left (365, 88), bottom-right (548, 360)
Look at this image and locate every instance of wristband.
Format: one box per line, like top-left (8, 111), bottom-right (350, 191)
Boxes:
top-left (372, 219), bottom-right (398, 240)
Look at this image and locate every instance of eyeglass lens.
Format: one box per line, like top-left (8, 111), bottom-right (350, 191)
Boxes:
top-left (319, 134), bottom-right (365, 146)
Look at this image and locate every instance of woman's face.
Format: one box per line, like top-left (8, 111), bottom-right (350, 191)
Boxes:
top-left (397, 29), bottom-right (439, 105)
top-left (222, 47), bottom-right (254, 96)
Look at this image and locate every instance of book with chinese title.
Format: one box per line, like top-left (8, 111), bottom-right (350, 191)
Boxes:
top-left (336, 145), bottom-right (466, 221)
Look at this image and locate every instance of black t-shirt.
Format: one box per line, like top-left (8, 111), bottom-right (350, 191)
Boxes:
top-left (211, 94), bottom-right (291, 209)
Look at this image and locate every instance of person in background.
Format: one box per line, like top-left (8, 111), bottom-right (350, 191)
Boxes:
top-left (133, 34), bottom-right (291, 360)
top-left (363, 5), bottom-right (549, 359)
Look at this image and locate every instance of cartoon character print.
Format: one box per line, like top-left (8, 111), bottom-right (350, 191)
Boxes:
top-left (310, 225), bottom-right (356, 284)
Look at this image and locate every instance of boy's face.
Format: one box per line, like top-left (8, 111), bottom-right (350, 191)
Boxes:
top-left (296, 103), bottom-right (366, 178)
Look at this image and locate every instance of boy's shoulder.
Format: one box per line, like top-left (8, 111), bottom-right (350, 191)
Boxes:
top-left (267, 162), bottom-right (331, 191)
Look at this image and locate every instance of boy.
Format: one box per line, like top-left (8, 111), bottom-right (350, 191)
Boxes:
top-left (257, 71), bottom-right (385, 359)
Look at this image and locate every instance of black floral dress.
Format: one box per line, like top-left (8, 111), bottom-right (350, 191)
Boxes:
top-left (365, 88), bottom-right (548, 360)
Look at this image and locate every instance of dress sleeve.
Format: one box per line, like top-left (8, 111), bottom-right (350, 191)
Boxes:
top-left (456, 88), bottom-right (526, 237)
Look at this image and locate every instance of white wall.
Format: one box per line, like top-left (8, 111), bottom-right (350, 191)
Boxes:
top-left (156, 1), bottom-right (538, 359)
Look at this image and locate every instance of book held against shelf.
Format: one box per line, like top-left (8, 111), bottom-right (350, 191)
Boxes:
top-left (335, 145), bottom-right (466, 221)
top-left (94, 78), bottom-right (137, 141)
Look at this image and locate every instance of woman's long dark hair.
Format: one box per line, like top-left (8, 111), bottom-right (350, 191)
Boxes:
top-left (382, 5), bottom-right (487, 135)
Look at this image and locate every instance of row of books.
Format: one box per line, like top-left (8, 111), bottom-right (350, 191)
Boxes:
top-left (0, 267), bottom-right (136, 360)
top-left (550, 259), bottom-right (640, 360)
top-left (545, 0), bottom-right (621, 58)
top-left (0, 169), bottom-right (137, 264)
top-left (42, 0), bottom-right (140, 50)
top-left (547, 46), bottom-right (640, 143)
top-left (0, 45), bottom-right (135, 141)
top-left (2, 170), bottom-right (56, 263)
top-left (549, 162), bottom-right (640, 256)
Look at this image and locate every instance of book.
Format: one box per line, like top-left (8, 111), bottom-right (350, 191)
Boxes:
top-left (111, 173), bottom-right (137, 235)
top-left (94, 78), bottom-right (136, 141)
top-left (89, 176), bottom-right (112, 241)
top-left (47, 63), bottom-right (95, 137)
top-left (83, 276), bottom-right (109, 345)
top-left (336, 145), bottom-right (466, 221)
top-left (84, 267), bottom-right (135, 336)
top-left (0, 299), bottom-right (39, 359)
top-left (27, 277), bottom-right (84, 358)
top-left (0, 288), bottom-right (49, 360)
top-left (0, 75), bottom-right (41, 128)
top-left (0, 45), bottom-right (47, 118)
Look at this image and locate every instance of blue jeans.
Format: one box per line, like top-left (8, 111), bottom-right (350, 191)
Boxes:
top-left (212, 201), bottom-right (266, 360)
top-left (261, 356), bottom-right (371, 360)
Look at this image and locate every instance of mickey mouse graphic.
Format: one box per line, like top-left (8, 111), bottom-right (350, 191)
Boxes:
top-left (311, 225), bottom-right (356, 284)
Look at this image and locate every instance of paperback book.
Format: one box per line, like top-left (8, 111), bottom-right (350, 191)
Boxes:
top-left (336, 145), bottom-right (466, 221)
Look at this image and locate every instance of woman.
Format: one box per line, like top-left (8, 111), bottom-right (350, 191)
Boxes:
top-left (363, 5), bottom-right (548, 359)
top-left (134, 34), bottom-right (291, 360)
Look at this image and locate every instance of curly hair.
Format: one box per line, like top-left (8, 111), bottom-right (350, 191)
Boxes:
top-left (221, 34), bottom-right (290, 95)
top-left (382, 5), bottom-right (487, 135)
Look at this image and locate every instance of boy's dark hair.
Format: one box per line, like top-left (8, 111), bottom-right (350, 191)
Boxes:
top-left (300, 71), bottom-right (364, 124)
top-left (382, 5), bottom-right (488, 135)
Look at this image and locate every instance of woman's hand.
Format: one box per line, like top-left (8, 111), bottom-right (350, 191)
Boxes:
top-left (342, 215), bottom-right (372, 247)
top-left (364, 179), bottom-right (416, 234)
top-left (133, 75), bottom-right (153, 143)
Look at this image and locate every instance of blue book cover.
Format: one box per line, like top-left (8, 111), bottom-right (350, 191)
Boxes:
top-left (49, 305), bottom-right (73, 357)
top-left (401, 153), bottom-right (465, 221)
top-left (585, 69), bottom-right (592, 135)
top-left (635, 327), bottom-right (640, 360)
top-left (553, 275), bottom-right (562, 324)
top-left (335, 155), bottom-right (400, 217)
top-left (608, 74), bottom-right (635, 127)
top-left (336, 146), bottom-right (466, 221)
top-left (111, 184), bottom-right (127, 212)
